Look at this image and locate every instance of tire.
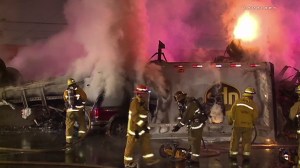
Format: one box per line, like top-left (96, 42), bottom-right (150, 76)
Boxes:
top-left (109, 119), bottom-right (127, 137)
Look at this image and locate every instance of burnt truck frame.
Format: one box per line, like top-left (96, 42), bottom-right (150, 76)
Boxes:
top-left (146, 61), bottom-right (276, 144)
top-left (0, 77), bottom-right (130, 136)
top-left (0, 79), bottom-right (67, 129)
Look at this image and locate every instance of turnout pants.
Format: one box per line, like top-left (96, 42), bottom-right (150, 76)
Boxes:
top-left (65, 108), bottom-right (86, 143)
top-left (229, 127), bottom-right (253, 158)
top-left (124, 133), bottom-right (156, 165)
top-left (298, 135), bottom-right (300, 165)
top-left (188, 126), bottom-right (204, 160)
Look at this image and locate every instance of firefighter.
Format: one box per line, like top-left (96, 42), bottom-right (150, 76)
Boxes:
top-left (172, 91), bottom-right (207, 163)
top-left (289, 85), bottom-right (300, 166)
top-left (228, 87), bottom-right (259, 163)
top-left (124, 84), bottom-right (160, 168)
top-left (63, 78), bottom-right (87, 145)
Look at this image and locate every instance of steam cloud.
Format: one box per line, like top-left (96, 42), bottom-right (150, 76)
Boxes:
top-left (7, 0), bottom-right (300, 100)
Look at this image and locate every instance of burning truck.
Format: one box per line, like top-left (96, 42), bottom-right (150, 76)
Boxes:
top-left (0, 40), bottom-right (280, 145)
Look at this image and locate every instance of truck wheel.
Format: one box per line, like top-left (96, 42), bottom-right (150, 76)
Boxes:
top-left (109, 119), bottom-right (127, 137)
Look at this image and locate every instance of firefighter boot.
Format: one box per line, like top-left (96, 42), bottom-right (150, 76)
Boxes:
top-left (229, 154), bottom-right (238, 167)
top-left (229, 160), bottom-right (238, 168)
top-left (124, 162), bottom-right (137, 168)
top-left (145, 158), bottom-right (160, 166)
top-left (190, 154), bottom-right (200, 163)
top-left (64, 142), bottom-right (73, 154)
top-left (242, 155), bottom-right (250, 165)
top-left (229, 153), bottom-right (237, 161)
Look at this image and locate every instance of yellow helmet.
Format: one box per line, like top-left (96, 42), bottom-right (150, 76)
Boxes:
top-left (67, 78), bottom-right (76, 86)
top-left (174, 91), bottom-right (187, 102)
top-left (243, 87), bottom-right (256, 97)
top-left (295, 85), bottom-right (300, 94)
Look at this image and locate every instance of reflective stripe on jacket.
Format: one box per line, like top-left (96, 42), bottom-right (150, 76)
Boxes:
top-left (228, 97), bottom-right (258, 128)
top-left (63, 86), bottom-right (87, 107)
top-left (290, 100), bottom-right (300, 133)
top-left (127, 96), bottom-right (149, 136)
top-left (179, 97), bottom-right (203, 128)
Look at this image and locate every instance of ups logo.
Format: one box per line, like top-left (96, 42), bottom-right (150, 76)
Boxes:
top-left (205, 83), bottom-right (240, 111)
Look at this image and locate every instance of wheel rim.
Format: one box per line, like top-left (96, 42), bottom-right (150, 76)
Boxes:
top-left (111, 121), bottom-right (126, 136)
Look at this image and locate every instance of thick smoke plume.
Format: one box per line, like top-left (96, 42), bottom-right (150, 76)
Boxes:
top-left (9, 0), bottom-right (150, 101)
top-left (63, 0), bottom-right (149, 100)
top-left (7, 0), bottom-right (300, 101)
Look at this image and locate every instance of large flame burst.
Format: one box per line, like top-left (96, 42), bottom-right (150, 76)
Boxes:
top-left (233, 11), bottom-right (259, 42)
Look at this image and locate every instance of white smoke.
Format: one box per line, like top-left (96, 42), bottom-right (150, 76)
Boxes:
top-left (63, 0), bottom-right (149, 101)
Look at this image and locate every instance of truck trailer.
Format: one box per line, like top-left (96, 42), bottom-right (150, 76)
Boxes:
top-left (146, 61), bottom-right (276, 144)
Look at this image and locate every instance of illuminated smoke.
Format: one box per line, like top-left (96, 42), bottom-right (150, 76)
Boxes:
top-left (147, 0), bottom-right (227, 61)
top-left (66, 0), bottom-right (149, 100)
top-left (144, 63), bottom-right (169, 98)
top-left (9, 31), bottom-right (85, 80)
top-left (9, 0), bottom-right (150, 101)
top-left (6, 0), bottom-right (300, 101)
top-left (222, 0), bottom-right (300, 73)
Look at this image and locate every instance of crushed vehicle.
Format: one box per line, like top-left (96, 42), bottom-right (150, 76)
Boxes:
top-left (275, 65), bottom-right (300, 139)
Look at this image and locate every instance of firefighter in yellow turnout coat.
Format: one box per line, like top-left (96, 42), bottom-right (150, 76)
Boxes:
top-left (124, 84), bottom-right (159, 168)
top-left (289, 85), bottom-right (300, 166)
top-left (172, 91), bottom-right (207, 163)
top-left (63, 78), bottom-right (87, 144)
top-left (228, 87), bottom-right (259, 162)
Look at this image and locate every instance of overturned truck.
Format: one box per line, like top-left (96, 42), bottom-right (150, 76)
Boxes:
top-left (0, 61), bottom-right (277, 144)
top-left (147, 61), bottom-right (276, 144)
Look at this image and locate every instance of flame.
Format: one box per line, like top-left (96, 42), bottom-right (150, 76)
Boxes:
top-left (233, 11), bottom-right (259, 42)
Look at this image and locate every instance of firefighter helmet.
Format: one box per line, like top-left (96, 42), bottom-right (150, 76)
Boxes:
top-left (243, 87), bottom-right (256, 97)
top-left (67, 78), bottom-right (76, 86)
top-left (174, 91), bottom-right (187, 102)
top-left (296, 85), bottom-right (300, 94)
top-left (135, 84), bottom-right (149, 94)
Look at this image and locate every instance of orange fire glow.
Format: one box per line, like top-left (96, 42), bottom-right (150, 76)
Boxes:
top-left (233, 11), bottom-right (259, 42)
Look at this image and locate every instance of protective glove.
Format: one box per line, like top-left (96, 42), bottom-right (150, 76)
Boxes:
top-left (228, 118), bottom-right (233, 125)
top-left (172, 125), bottom-right (181, 132)
top-left (143, 125), bottom-right (150, 134)
top-left (64, 102), bottom-right (69, 109)
top-left (134, 130), bottom-right (139, 139)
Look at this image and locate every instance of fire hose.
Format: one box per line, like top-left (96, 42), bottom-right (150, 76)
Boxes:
top-left (158, 125), bottom-right (258, 161)
top-left (0, 106), bottom-right (91, 153)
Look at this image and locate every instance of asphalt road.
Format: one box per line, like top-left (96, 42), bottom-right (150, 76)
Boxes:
top-left (0, 127), bottom-right (298, 168)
